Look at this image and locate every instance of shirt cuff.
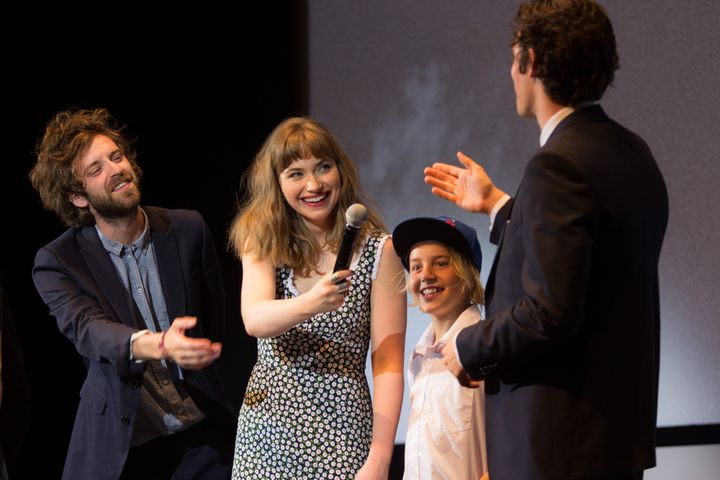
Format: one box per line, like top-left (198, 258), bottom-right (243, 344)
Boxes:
top-left (489, 194), bottom-right (511, 231)
top-left (129, 329), bottom-right (151, 362)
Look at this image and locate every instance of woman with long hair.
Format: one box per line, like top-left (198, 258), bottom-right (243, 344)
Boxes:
top-left (229, 117), bottom-right (406, 479)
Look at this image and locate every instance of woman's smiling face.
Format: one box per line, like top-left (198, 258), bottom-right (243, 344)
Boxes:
top-left (278, 156), bottom-right (341, 230)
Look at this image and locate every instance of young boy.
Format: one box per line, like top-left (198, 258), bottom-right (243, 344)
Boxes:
top-left (393, 216), bottom-right (488, 480)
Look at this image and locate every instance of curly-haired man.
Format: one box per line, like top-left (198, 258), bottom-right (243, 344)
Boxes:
top-left (30, 108), bottom-right (235, 479)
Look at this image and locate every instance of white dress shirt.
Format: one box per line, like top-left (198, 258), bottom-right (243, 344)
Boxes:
top-left (404, 305), bottom-right (488, 480)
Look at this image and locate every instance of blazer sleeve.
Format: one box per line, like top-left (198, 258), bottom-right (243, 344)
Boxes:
top-left (32, 246), bottom-right (144, 378)
top-left (458, 152), bottom-right (597, 377)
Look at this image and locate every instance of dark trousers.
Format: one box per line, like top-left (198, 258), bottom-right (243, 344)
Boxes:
top-left (120, 419), bottom-right (232, 480)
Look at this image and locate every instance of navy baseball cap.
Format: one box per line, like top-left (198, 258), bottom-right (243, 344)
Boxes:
top-left (392, 216), bottom-right (482, 273)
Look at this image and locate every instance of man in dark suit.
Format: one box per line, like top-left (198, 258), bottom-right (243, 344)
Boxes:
top-left (30, 108), bottom-right (234, 479)
top-left (425, 1), bottom-right (668, 479)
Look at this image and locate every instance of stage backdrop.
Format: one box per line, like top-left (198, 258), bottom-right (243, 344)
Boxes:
top-left (308, 0), bottom-right (720, 442)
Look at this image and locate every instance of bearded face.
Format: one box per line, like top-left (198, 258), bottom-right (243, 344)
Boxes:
top-left (70, 134), bottom-right (142, 222)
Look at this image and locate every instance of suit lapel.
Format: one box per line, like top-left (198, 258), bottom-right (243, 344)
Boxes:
top-left (146, 207), bottom-right (186, 321)
top-left (77, 226), bottom-right (139, 328)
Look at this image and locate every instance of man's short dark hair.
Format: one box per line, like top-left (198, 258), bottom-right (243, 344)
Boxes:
top-left (513, 0), bottom-right (619, 106)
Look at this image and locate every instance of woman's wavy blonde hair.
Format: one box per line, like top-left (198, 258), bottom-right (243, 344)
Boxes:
top-left (229, 117), bottom-right (385, 276)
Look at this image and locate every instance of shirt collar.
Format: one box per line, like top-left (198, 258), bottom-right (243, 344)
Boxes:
top-left (443, 304), bottom-right (482, 341)
top-left (411, 304), bottom-right (482, 358)
top-left (539, 101), bottom-right (598, 147)
top-left (95, 207), bottom-right (151, 256)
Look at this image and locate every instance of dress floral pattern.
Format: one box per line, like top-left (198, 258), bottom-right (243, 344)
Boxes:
top-left (233, 232), bottom-right (387, 479)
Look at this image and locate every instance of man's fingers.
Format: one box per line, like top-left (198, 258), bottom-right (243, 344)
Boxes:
top-left (430, 187), bottom-right (457, 203)
top-left (457, 151), bottom-right (492, 180)
top-left (428, 162), bottom-right (461, 176)
top-left (175, 337), bottom-right (213, 351)
top-left (171, 316), bottom-right (197, 331)
top-left (456, 151), bottom-right (477, 168)
top-left (458, 371), bottom-right (481, 388)
top-left (175, 343), bottom-right (221, 369)
top-left (425, 175), bottom-right (458, 196)
top-left (424, 173), bottom-right (456, 191)
top-left (179, 349), bottom-right (216, 361)
top-left (425, 165), bottom-right (460, 181)
top-left (459, 373), bottom-right (475, 388)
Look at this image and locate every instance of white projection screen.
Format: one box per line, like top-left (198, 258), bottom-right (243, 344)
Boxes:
top-left (308, 0), bottom-right (720, 443)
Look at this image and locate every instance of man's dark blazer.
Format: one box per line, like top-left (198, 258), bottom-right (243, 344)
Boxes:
top-left (33, 207), bottom-right (233, 480)
top-left (457, 106), bottom-right (669, 479)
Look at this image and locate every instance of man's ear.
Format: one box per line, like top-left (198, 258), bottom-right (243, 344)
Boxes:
top-left (69, 193), bottom-right (88, 208)
top-left (527, 47), bottom-right (538, 77)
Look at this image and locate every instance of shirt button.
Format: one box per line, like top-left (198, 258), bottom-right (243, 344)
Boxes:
top-left (120, 416), bottom-right (131, 425)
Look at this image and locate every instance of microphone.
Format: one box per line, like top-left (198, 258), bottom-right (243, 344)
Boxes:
top-left (332, 203), bottom-right (368, 273)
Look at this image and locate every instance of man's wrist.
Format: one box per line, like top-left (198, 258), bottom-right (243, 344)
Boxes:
top-left (158, 330), bottom-right (169, 359)
top-left (489, 193), bottom-right (511, 229)
top-left (129, 330), bottom-right (150, 362)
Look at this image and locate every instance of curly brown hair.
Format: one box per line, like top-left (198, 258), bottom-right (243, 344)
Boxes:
top-left (512, 0), bottom-right (619, 106)
top-left (29, 108), bottom-right (141, 228)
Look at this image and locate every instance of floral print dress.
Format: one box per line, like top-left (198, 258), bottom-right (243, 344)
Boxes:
top-left (232, 232), bottom-right (388, 479)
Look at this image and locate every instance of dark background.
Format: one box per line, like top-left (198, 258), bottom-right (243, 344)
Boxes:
top-left (2, 4), bottom-right (308, 478)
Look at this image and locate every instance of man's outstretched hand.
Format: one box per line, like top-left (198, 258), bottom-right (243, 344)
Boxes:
top-left (162, 316), bottom-right (222, 370)
top-left (424, 151), bottom-right (506, 215)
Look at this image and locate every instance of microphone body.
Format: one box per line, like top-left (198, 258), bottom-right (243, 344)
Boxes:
top-left (333, 224), bottom-right (361, 273)
top-left (332, 204), bottom-right (368, 273)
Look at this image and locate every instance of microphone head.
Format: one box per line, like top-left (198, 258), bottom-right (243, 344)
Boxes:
top-left (345, 203), bottom-right (368, 228)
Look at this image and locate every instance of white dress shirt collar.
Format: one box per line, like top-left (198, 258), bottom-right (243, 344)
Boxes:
top-left (540, 106), bottom-right (575, 147)
top-left (539, 101), bottom-right (598, 146)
